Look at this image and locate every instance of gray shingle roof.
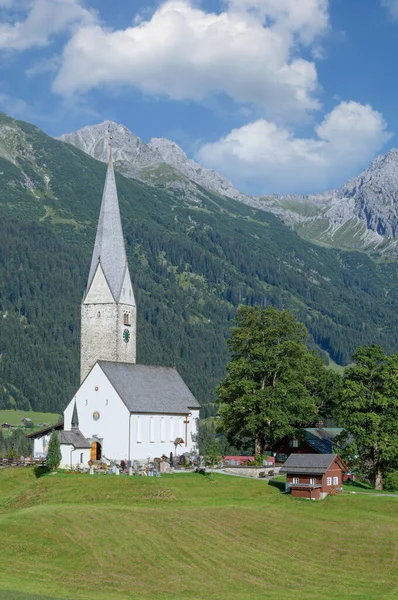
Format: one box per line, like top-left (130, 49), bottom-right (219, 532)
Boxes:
top-left (98, 361), bottom-right (200, 414)
top-left (279, 453), bottom-right (340, 475)
top-left (59, 430), bottom-right (91, 449)
top-left (85, 154), bottom-right (132, 302)
top-left (304, 428), bottom-right (343, 453)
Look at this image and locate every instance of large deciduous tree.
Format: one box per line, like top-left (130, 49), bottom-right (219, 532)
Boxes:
top-left (335, 345), bottom-right (398, 491)
top-left (217, 306), bottom-right (329, 455)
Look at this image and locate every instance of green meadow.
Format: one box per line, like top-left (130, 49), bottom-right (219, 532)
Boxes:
top-left (0, 469), bottom-right (397, 600)
top-left (0, 410), bottom-right (60, 427)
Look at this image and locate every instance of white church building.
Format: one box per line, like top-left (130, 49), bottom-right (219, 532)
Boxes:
top-left (30, 147), bottom-right (200, 467)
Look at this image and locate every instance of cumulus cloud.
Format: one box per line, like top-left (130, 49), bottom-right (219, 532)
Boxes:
top-left (52, 0), bottom-right (325, 119)
top-left (228, 0), bottom-right (329, 44)
top-left (196, 101), bottom-right (392, 194)
top-left (0, 0), bottom-right (95, 51)
top-left (382, 0), bottom-right (398, 19)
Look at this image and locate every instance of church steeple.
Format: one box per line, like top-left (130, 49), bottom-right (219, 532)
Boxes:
top-left (85, 150), bottom-right (134, 304)
top-left (71, 401), bottom-right (79, 429)
top-left (80, 143), bottom-right (137, 382)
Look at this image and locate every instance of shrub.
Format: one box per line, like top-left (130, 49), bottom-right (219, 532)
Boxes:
top-left (384, 471), bottom-right (398, 491)
top-left (33, 464), bottom-right (50, 478)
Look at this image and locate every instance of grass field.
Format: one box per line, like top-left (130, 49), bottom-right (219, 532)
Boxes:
top-left (1, 469), bottom-right (398, 600)
top-left (0, 410), bottom-right (60, 427)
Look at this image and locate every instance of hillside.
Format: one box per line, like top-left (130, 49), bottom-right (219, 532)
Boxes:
top-left (1, 112), bottom-right (398, 413)
top-left (1, 469), bottom-right (398, 599)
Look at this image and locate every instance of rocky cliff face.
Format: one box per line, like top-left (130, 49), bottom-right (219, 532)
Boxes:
top-left (58, 121), bottom-right (398, 255)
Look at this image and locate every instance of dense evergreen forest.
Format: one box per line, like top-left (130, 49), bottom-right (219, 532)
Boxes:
top-left (1, 112), bottom-right (398, 414)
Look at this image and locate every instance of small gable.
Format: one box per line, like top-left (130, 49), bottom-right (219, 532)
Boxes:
top-left (84, 262), bottom-right (114, 304)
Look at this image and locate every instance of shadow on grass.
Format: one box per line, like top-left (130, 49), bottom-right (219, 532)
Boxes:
top-left (268, 479), bottom-right (286, 492)
top-left (343, 480), bottom-right (375, 491)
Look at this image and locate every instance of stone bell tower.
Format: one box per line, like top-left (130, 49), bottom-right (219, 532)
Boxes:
top-left (80, 146), bottom-right (137, 382)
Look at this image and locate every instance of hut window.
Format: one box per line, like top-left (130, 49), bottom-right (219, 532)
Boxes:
top-left (326, 477), bottom-right (332, 486)
top-left (310, 478), bottom-right (316, 485)
top-left (293, 477), bottom-right (299, 484)
top-left (124, 312), bottom-right (131, 326)
top-left (333, 476), bottom-right (338, 485)
top-left (291, 439), bottom-right (300, 448)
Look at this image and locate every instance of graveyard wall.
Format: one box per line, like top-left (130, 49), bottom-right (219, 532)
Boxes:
top-left (221, 466), bottom-right (281, 478)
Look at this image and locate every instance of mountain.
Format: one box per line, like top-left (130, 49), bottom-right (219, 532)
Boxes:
top-left (258, 150), bottom-right (398, 254)
top-left (60, 122), bottom-right (398, 255)
top-left (58, 121), bottom-right (250, 205)
top-left (1, 112), bottom-right (398, 415)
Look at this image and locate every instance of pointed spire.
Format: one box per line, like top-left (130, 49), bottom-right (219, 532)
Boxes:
top-left (85, 148), bottom-right (131, 302)
top-left (71, 401), bottom-right (79, 429)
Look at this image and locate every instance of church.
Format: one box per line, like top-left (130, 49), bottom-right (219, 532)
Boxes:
top-left (30, 147), bottom-right (200, 467)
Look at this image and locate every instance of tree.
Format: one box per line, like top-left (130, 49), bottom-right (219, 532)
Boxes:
top-left (334, 345), bottom-right (398, 490)
top-left (217, 306), bottom-right (326, 455)
top-left (46, 431), bottom-right (62, 471)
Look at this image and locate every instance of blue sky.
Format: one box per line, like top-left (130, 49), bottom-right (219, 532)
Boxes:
top-left (0, 0), bottom-right (398, 195)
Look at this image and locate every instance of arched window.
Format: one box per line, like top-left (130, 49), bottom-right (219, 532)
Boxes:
top-left (85, 399), bottom-right (88, 406)
top-left (136, 416), bottom-right (141, 443)
top-left (169, 417), bottom-right (174, 442)
top-left (124, 312), bottom-right (131, 326)
top-left (80, 453), bottom-right (83, 463)
top-left (160, 417), bottom-right (165, 442)
top-left (150, 417), bottom-right (155, 443)
top-left (105, 399), bottom-right (108, 406)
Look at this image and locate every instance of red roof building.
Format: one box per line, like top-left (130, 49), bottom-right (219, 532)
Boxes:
top-left (280, 454), bottom-right (348, 500)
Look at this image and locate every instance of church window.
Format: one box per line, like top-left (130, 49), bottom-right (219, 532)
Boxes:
top-left (85, 399), bottom-right (88, 406)
top-left (169, 417), bottom-right (174, 441)
top-left (150, 417), bottom-right (155, 443)
top-left (105, 399), bottom-right (108, 406)
top-left (160, 417), bottom-right (165, 442)
top-left (137, 417), bottom-right (141, 443)
top-left (97, 311), bottom-right (101, 318)
top-left (179, 417), bottom-right (184, 439)
top-left (124, 312), bottom-right (131, 326)
top-left (80, 453), bottom-right (83, 463)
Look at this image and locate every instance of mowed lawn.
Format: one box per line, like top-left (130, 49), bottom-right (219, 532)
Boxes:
top-left (0, 470), bottom-right (397, 600)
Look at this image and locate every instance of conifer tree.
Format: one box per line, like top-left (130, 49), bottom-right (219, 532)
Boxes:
top-left (46, 431), bottom-right (62, 471)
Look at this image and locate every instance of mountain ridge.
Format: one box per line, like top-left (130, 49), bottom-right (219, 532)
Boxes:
top-left (59, 121), bottom-right (398, 256)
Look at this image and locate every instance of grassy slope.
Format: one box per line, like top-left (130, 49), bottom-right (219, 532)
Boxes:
top-left (0, 469), bottom-right (397, 600)
top-left (0, 410), bottom-right (60, 426)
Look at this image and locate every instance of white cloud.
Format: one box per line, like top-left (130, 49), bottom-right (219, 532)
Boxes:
top-left (382, 0), bottom-right (398, 19)
top-left (0, 0), bottom-right (95, 51)
top-left (196, 101), bottom-right (392, 194)
top-left (228, 0), bottom-right (329, 44)
top-left (52, 0), bottom-right (325, 119)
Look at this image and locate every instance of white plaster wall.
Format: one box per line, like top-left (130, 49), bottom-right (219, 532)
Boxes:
top-left (60, 445), bottom-right (91, 468)
top-left (129, 411), bottom-right (199, 461)
top-left (64, 364), bottom-right (131, 461)
top-left (33, 434), bottom-right (50, 458)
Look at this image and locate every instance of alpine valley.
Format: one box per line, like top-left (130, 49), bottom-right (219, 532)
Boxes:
top-left (1, 112), bottom-right (398, 416)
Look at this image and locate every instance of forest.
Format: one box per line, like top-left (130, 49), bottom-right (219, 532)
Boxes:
top-left (1, 112), bottom-right (398, 415)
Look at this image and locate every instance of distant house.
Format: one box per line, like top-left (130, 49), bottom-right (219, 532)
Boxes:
top-left (21, 418), bottom-right (33, 426)
top-left (270, 424), bottom-right (344, 463)
top-left (280, 454), bottom-right (347, 500)
top-left (1, 423), bottom-right (13, 430)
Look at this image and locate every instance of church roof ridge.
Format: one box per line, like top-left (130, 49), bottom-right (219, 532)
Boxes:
top-left (85, 151), bottom-right (131, 302)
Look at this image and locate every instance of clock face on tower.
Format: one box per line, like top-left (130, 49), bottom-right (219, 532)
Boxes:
top-left (123, 329), bottom-right (130, 343)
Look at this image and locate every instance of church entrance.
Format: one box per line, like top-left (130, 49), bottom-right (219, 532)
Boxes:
top-left (90, 441), bottom-right (102, 461)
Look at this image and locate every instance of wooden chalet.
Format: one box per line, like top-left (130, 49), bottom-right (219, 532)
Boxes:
top-left (280, 454), bottom-right (347, 500)
top-left (270, 425), bottom-right (344, 463)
